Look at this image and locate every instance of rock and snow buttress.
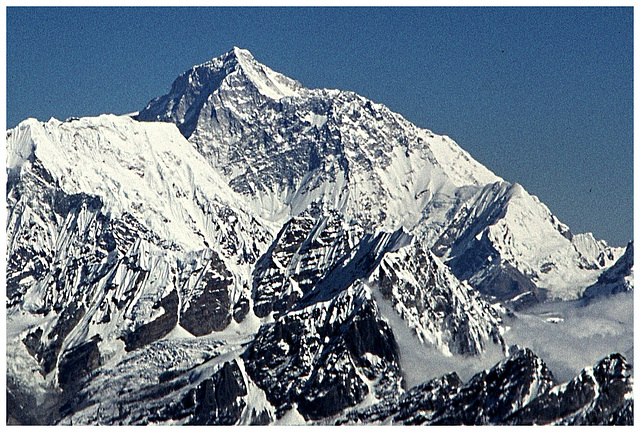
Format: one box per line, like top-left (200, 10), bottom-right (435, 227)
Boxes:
top-left (6, 47), bottom-right (632, 425)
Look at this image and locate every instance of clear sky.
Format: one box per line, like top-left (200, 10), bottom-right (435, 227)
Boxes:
top-left (5, 7), bottom-right (633, 246)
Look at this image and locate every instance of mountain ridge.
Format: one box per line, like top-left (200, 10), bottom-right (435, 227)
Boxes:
top-left (136, 47), bottom-right (623, 301)
top-left (5, 47), bottom-right (632, 425)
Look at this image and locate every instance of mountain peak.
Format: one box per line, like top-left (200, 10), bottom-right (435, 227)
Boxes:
top-left (197, 46), bottom-right (301, 100)
top-left (230, 46), bottom-right (253, 62)
top-left (208, 46), bottom-right (254, 70)
top-left (7, 45), bottom-right (634, 426)
top-left (229, 47), bottom-right (303, 100)
top-left (137, 47), bottom-right (303, 135)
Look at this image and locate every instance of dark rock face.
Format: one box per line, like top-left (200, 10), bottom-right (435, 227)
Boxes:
top-left (393, 373), bottom-right (464, 425)
top-left (252, 211), bottom-right (351, 318)
top-left (428, 347), bottom-right (556, 425)
top-left (475, 262), bottom-right (542, 303)
top-left (7, 374), bottom-right (62, 425)
top-left (54, 339), bottom-right (224, 425)
top-left (338, 347), bottom-right (555, 425)
top-left (179, 252), bottom-right (233, 335)
top-left (252, 214), bottom-right (317, 317)
top-left (123, 289), bottom-right (179, 351)
top-left (243, 283), bottom-right (401, 420)
top-left (440, 232), bottom-right (500, 284)
top-left (58, 336), bottom-right (102, 391)
top-left (605, 400), bottom-right (633, 425)
top-left (248, 408), bottom-right (273, 425)
top-left (506, 353), bottom-right (634, 425)
top-left (341, 348), bottom-right (633, 426)
top-left (445, 235), bottom-right (541, 306)
top-left (232, 296), bottom-right (250, 323)
top-left (343, 372), bottom-right (463, 425)
top-left (187, 361), bottom-right (248, 425)
top-left (136, 56), bottom-right (230, 139)
top-left (22, 302), bottom-right (86, 375)
top-left (431, 182), bottom-right (508, 269)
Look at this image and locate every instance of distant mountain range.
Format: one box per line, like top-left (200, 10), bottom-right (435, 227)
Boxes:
top-left (6, 47), bottom-right (633, 425)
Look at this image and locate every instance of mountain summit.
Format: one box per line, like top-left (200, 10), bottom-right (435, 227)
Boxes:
top-left (137, 47), bottom-right (303, 138)
top-left (137, 47), bottom-right (623, 302)
top-left (6, 47), bottom-right (632, 425)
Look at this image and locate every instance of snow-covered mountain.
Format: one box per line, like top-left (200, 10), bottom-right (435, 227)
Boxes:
top-left (6, 47), bottom-right (632, 425)
top-left (582, 241), bottom-right (634, 300)
top-left (137, 47), bottom-right (622, 302)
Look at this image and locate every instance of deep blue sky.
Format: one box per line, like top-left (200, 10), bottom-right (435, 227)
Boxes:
top-left (6, 7), bottom-right (633, 246)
